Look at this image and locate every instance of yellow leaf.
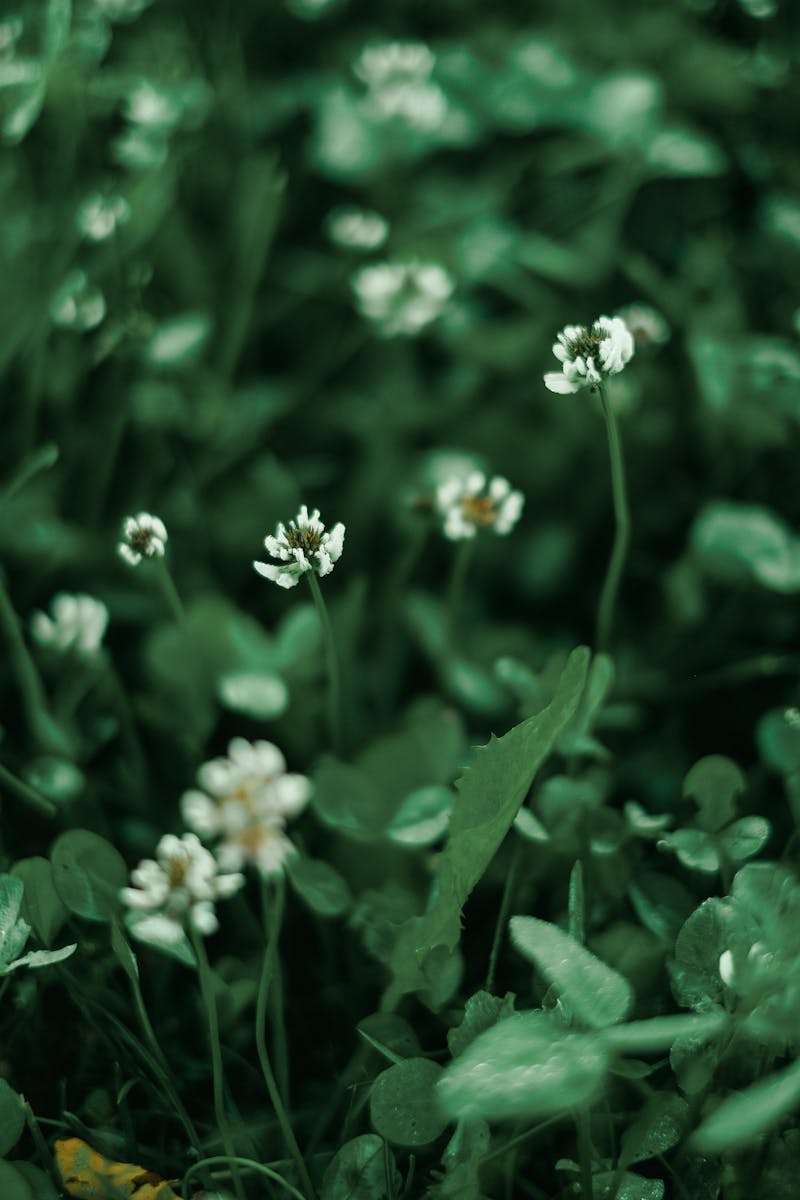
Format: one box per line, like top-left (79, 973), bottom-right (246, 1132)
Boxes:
top-left (54, 1137), bottom-right (180, 1200)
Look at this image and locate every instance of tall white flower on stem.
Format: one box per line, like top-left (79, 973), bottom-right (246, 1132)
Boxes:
top-left (254, 507), bottom-right (345, 756)
top-left (253, 505), bottom-right (345, 590)
top-left (31, 593), bottom-right (108, 655)
top-left (121, 832), bottom-right (244, 952)
top-left (544, 315), bottom-right (634, 651)
top-left (181, 738), bottom-right (311, 878)
top-left (117, 511), bottom-right (168, 565)
top-left (437, 471), bottom-right (524, 541)
top-left (544, 316), bottom-right (634, 394)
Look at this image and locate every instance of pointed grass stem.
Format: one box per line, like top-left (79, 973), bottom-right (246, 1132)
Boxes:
top-left (595, 384), bottom-right (630, 653)
top-left (190, 927), bottom-right (246, 1200)
top-left (306, 571), bottom-right (343, 757)
top-left (256, 877), bottom-right (316, 1200)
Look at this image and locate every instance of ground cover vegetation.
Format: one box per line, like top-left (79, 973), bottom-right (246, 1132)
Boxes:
top-left (2, 0), bottom-right (800, 1197)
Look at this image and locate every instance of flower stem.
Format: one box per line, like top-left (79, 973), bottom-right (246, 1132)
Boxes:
top-left (190, 927), bottom-right (246, 1200)
top-left (576, 1108), bottom-right (594, 1200)
top-left (446, 538), bottom-right (475, 657)
top-left (485, 839), bottom-right (521, 993)
top-left (256, 878), bottom-right (316, 1200)
top-left (306, 572), bottom-right (343, 757)
top-left (155, 560), bottom-right (185, 623)
top-left (595, 385), bottom-right (630, 653)
top-left (0, 569), bottom-right (68, 755)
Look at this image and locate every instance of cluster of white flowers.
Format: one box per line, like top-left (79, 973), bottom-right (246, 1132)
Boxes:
top-left (122, 833), bottom-right (244, 947)
top-left (77, 192), bottom-right (131, 242)
top-left (352, 260), bottom-right (454, 337)
top-left (51, 270), bottom-right (106, 332)
top-left (117, 511), bottom-right (168, 565)
top-left (437, 471), bottom-right (524, 541)
top-left (254, 505), bottom-right (345, 589)
top-left (354, 40), bottom-right (447, 132)
top-left (31, 594), bottom-right (108, 656)
top-left (614, 303), bottom-right (670, 349)
top-left (544, 315), bottom-right (634, 394)
top-left (181, 738), bottom-right (311, 877)
top-left (325, 206), bottom-right (389, 250)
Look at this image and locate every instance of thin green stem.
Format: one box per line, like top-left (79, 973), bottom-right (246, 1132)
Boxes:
top-left (256, 878), bottom-right (316, 1200)
top-left (445, 538), bottom-right (475, 658)
top-left (182, 1155), bottom-right (307, 1200)
top-left (22, 1100), bottom-right (59, 1186)
top-left (306, 572), bottom-right (343, 757)
top-left (0, 760), bottom-right (56, 817)
top-left (0, 443), bottom-right (59, 506)
top-left (485, 840), bottom-right (521, 993)
top-left (155, 560), bottom-right (185, 623)
top-left (595, 385), bottom-right (630, 654)
top-left (190, 928), bottom-right (246, 1200)
top-left (0, 570), bottom-right (68, 754)
top-left (576, 1108), bottom-right (594, 1200)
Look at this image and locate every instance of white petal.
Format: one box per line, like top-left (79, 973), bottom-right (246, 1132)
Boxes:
top-left (272, 774), bottom-right (311, 818)
top-left (180, 790), bottom-right (220, 837)
top-left (189, 903), bottom-right (218, 936)
top-left (118, 543), bottom-right (141, 566)
top-left (544, 372), bottom-right (580, 394)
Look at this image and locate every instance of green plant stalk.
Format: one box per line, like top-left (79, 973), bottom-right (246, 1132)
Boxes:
top-left (595, 384), bottom-right (631, 653)
top-left (256, 877), bottom-right (316, 1200)
top-left (22, 1100), bottom-right (59, 1187)
top-left (306, 571), bottom-right (343, 757)
top-left (0, 760), bottom-right (56, 818)
top-left (0, 570), bottom-right (67, 754)
top-left (190, 927), bottom-right (246, 1200)
top-left (576, 1108), bottom-right (594, 1200)
top-left (445, 537), bottom-right (475, 658)
top-left (155, 560), bottom-right (185, 623)
top-left (182, 1155), bottom-right (307, 1200)
top-left (127, 960), bottom-right (206, 1163)
top-left (485, 839), bottom-right (521, 993)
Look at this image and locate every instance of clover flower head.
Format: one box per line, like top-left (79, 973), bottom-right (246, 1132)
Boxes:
top-left (437, 471), bottom-right (524, 541)
top-left (325, 206), bottom-right (389, 250)
top-left (353, 260), bottom-right (454, 337)
top-left (31, 593), bottom-right (109, 656)
top-left (354, 41), bottom-right (435, 88)
top-left (121, 832), bottom-right (244, 944)
top-left (544, 315), bottom-right (634, 395)
top-left (77, 191), bottom-right (131, 242)
top-left (253, 505), bottom-right (345, 589)
top-left (181, 738), bottom-right (311, 878)
top-left (118, 511), bottom-right (168, 565)
top-left (614, 303), bottom-right (670, 349)
top-left (51, 270), bottom-right (106, 332)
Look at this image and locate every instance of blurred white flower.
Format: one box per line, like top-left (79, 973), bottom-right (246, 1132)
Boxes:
top-left (354, 41), bottom-right (435, 86)
top-left (437, 471), bottom-right (524, 541)
top-left (544, 316), bottom-right (634, 394)
top-left (125, 80), bottom-right (180, 129)
top-left (51, 270), bottom-right (106, 332)
top-left (614, 303), bottom-right (670, 349)
top-left (181, 738), bottom-right (311, 878)
top-left (254, 505), bottom-right (344, 589)
top-left (354, 39), bottom-right (448, 132)
top-left (352, 260), bottom-right (454, 337)
top-left (77, 191), bottom-right (131, 242)
top-left (118, 511), bottom-right (167, 565)
top-left (31, 593), bottom-right (108, 656)
top-left (121, 832), bottom-right (244, 942)
top-left (325, 206), bottom-right (389, 250)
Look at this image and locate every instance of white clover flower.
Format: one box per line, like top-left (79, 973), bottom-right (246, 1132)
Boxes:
top-left (121, 832), bottom-right (244, 943)
top-left (253, 505), bottom-right (344, 589)
top-left (125, 81), bottom-right (180, 129)
top-left (544, 315), bottom-right (634, 394)
top-left (325, 206), bottom-right (389, 250)
top-left (353, 40), bottom-right (449, 132)
top-left (51, 270), bottom-right (106, 332)
top-left (437, 471), bottom-right (524, 541)
top-left (31, 593), bottom-right (108, 656)
top-left (77, 192), bottom-right (131, 242)
top-left (117, 511), bottom-right (168, 565)
top-left (354, 41), bottom-right (436, 88)
top-left (181, 738), bottom-right (311, 878)
top-left (614, 303), bottom-right (670, 349)
top-left (352, 260), bottom-right (454, 337)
